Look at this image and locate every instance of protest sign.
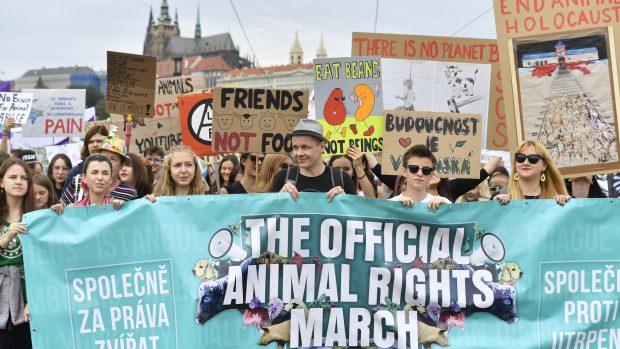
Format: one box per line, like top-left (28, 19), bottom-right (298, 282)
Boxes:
top-left (313, 56), bottom-right (383, 155)
top-left (351, 32), bottom-right (513, 152)
top-left (23, 195), bottom-right (620, 348)
top-left (85, 119), bottom-right (111, 134)
top-left (111, 113), bottom-right (182, 155)
top-left (494, 2), bottom-right (620, 177)
top-left (0, 92), bottom-right (33, 124)
top-left (155, 75), bottom-right (205, 118)
top-left (105, 51), bottom-right (156, 118)
top-left (382, 110), bottom-right (482, 177)
top-left (212, 87), bottom-right (309, 153)
top-left (21, 89), bottom-right (86, 137)
top-left (178, 92), bottom-right (218, 156)
top-left (45, 142), bottom-right (83, 167)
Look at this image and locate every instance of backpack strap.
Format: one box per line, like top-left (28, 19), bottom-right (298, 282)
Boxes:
top-left (329, 167), bottom-right (345, 190)
top-left (286, 165), bottom-right (299, 185)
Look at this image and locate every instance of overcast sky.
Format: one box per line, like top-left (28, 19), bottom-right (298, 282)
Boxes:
top-left (0, 0), bottom-right (495, 81)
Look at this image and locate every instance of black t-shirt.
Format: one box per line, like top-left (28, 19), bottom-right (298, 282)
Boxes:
top-left (270, 166), bottom-right (357, 195)
top-left (224, 181), bottom-right (247, 194)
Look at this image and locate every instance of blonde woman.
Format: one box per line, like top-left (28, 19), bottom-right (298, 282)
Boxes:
top-left (146, 146), bottom-right (205, 201)
top-left (255, 154), bottom-right (293, 193)
top-left (495, 140), bottom-right (570, 205)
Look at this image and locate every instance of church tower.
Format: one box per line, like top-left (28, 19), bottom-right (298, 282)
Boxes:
top-left (143, 0), bottom-right (181, 60)
top-left (195, 5), bottom-right (202, 39)
top-left (290, 31), bottom-right (303, 65)
top-left (315, 34), bottom-right (327, 59)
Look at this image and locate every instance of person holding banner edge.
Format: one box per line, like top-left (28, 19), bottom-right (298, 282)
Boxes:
top-left (494, 140), bottom-right (570, 205)
top-left (61, 125), bottom-right (109, 196)
top-left (390, 144), bottom-right (451, 211)
top-left (0, 158), bottom-right (35, 348)
top-left (51, 154), bottom-right (125, 213)
top-left (271, 119), bottom-right (356, 201)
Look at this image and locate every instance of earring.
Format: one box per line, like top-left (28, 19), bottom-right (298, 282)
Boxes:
top-left (513, 173), bottom-right (519, 181)
top-left (541, 172), bottom-right (546, 182)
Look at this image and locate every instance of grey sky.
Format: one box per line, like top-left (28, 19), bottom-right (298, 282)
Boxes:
top-left (0, 0), bottom-right (495, 81)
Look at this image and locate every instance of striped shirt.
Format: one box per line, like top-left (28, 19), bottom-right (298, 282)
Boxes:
top-left (59, 175), bottom-right (137, 204)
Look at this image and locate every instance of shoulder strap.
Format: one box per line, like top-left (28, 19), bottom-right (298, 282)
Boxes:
top-left (286, 165), bottom-right (299, 185)
top-left (329, 167), bottom-right (345, 189)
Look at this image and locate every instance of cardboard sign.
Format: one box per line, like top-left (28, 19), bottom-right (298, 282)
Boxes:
top-left (45, 142), bottom-right (83, 167)
top-left (178, 93), bottom-right (218, 156)
top-left (313, 56), bottom-right (383, 155)
top-left (382, 110), bottom-right (482, 178)
top-left (0, 92), bottom-right (33, 124)
top-left (212, 87), bottom-right (309, 153)
top-left (155, 75), bottom-right (205, 118)
top-left (494, 2), bottom-right (620, 177)
top-left (351, 32), bottom-right (514, 151)
top-left (111, 114), bottom-right (182, 155)
top-left (21, 89), bottom-right (86, 137)
top-left (85, 119), bottom-right (111, 133)
top-left (105, 51), bottom-right (156, 118)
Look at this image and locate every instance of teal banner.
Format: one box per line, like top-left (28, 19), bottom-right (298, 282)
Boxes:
top-left (22, 194), bottom-right (620, 348)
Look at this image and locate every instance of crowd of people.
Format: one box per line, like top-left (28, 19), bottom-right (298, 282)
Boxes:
top-left (0, 117), bottom-right (614, 348)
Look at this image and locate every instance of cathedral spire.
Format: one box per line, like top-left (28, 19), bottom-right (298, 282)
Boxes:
top-left (316, 34), bottom-right (327, 59)
top-left (195, 5), bottom-right (202, 39)
top-left (158, 0), bottom-right (171, 25)
top-left (148, 5), bottom-right (154, 27)
top-left (174, 8), bottom-right (179, 26)
top-left (289, 31), bottom-right (303, 65)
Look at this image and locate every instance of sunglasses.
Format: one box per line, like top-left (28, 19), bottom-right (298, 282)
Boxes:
top-left (407, 165), bottom-right (434, 176)
top-left (334, 96), bottom-right (345, 101)
top-left (515, 153), bottom-right (542, 164)
top-left (250, 155), bottom-right (265, 164)
top-left (280, 163), bottom-right (290, 170)
top-left (489, 186), bottom-right (503, 193)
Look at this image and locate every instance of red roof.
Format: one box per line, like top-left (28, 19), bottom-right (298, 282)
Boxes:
top-left (226, 63), bottom-right (313, 78)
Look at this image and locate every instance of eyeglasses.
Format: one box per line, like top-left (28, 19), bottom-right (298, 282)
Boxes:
top-left (280, 163), bottom-right (290, 170)
top-left (489, 186), bottom-right (503, 193)
top-left (334, 96), bottom-right (345, 101)
top-left (147, 157), bottom-right (163, 164)
top-left (407, 165), bottom-right (434, 176)
top-left (515, 153), bottom-right (542, 164)
top-left (250, 155), bottom-right (265, 164)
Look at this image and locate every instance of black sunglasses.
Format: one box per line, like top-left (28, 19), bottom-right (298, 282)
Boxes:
top-left (250, 155), bottom-right (265, 164)
top-left (280, 163), bottom-right (290, 169)
top-left (334, 96), bottom-right (345, 101)
top-left (407, 165), bottom-right (434, 176)
top-left (515, 153), bottom-right (542, 164)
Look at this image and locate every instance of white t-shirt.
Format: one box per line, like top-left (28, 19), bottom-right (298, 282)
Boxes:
top-left (389, 192), bottom-right (452, 204)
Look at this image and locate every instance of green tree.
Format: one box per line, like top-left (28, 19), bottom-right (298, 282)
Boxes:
top-left (35, 76), bottom-right (48, 88)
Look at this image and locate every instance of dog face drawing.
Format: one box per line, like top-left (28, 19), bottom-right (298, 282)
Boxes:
top-left (500, 262), bottom-right (523, 286)
top-left (278, 114), bottom-right (302, 131)
top-left (257, 112), bottom-right (277, 131)
top-left (216, 114), bottom-right (234, 130)
top-left (237, 113), bottom-right (255, 130)
top-left (193, 259), bottom-right (218, 282)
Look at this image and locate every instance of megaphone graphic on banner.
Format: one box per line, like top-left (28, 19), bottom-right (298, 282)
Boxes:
top-left (208, 228), bottom-right (248, 261)
top-left (469, 233), bottom-right (505, 265)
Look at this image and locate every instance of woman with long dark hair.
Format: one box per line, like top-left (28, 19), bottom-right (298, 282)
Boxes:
top-left (120, 153), bottom-right (152, 198)
top-left (47, 153), bottom-right (72, 200)
top-left (0, 159), bottom-right (36, 348)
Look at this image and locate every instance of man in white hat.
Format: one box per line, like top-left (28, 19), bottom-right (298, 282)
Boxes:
top-left (271, 119), bottom-right (356, 201)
